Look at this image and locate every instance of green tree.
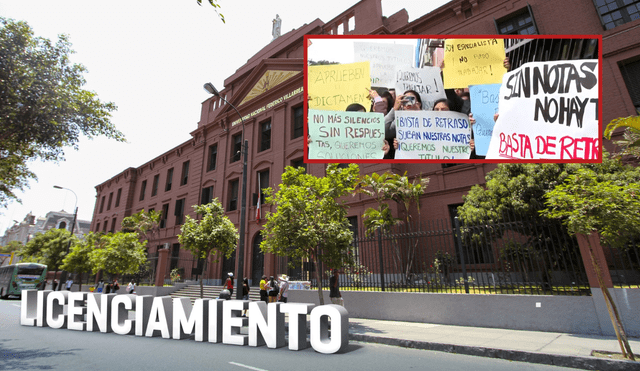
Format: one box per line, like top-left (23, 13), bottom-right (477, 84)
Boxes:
top-left (61, 232), bottom-right (101, 291)
top-left (121, 209), bottom-right (161, 240)
top-left (604, 116), bottom-right (640, 159)
top-left (90, 232), bottom-right (148, 278)
top-left (360, 172), bottom-right (429, 284)
top-left (20, 228), bottom-right (77, 283)
top-left (543, 168), bottom-right (640, 361)
top-left (196, 0), bottom-right (225, 23)
top-left (260, 164), bottom-right (361, 305)
top-left (0, 18), bottom-right (124, 208)
top-left (178, 199), bottom-right (239, 298)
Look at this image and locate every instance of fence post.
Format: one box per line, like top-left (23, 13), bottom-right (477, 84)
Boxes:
top-left (454, 217), bottom-right (470, 294)
top-left (377, 226), bottom-right (385, 292)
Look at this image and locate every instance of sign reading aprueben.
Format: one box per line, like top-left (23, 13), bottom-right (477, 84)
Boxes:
top-left (308, 61), bottom-right (371, 112)
top-left (20, 290), bottom-right (349, 354)
top-left (308, 109), bottom-right (385, 160)
top-left (485, 59), bottom-right (599, 160)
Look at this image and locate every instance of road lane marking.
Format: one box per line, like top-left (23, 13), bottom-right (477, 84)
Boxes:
top-left (229, 362), bottom-right (268, 371)
top-left (12, 304), bottom-right (20, 308)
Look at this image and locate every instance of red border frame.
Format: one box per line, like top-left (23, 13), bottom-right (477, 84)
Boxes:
top-left (303, 34), bottom-right (604, 164)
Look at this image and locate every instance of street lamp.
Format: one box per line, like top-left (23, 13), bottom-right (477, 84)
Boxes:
top-left (204, 82), bottom-right (247, 300)
top-left (53, 185), bottom-right (78, 291)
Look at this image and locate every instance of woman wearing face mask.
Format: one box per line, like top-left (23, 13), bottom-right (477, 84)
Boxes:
top-left (383, 90), bottom-right (423, 159)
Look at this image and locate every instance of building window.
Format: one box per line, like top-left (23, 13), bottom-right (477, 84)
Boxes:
top-left (58, 221), bottom-right (67, 230)
top-left (291, 158), bottom-right (307, 172)
top-left (103, 222), bottom-right (108, 232)
top-left (293, 105), bottom-right (304, 139)
top-left (256, 169), bottom-right (269, 205)
top-left (115, 188), bottom-right (122, 207)
top-left (619, 57), bottom-right (640, 113)
top-left (175, 198), bottom-right (185, 225)
top-left (160, 203), bottom-right (169, 228)
top-left (152, 175), bottom-right (159, 197)
top-left (231, 134), bottom-right (242, 163)
top-left (207, 144), bottom-right (218, 172)
top-left (165, 168), bottom-right (174, 192)
top-left (594, 0), bottom-right (640, 30)
top-left (201, 186), bottom-right (213, 205)
top-left (228, 179), bottom-right (239, 211)
top-left (99, 196), bottom-right (105, 213)
top-left (107, 192), bottom-right (113, 211)
top-left (260, 120), bottom-right (271, 152)
top-left (110, 217), bottom-right (117, 233)
top-left (181, 161), bottom-right (190, 186)
top-left (495, 6), bottom-right (538, 35)
top-left (139, 180), bottom-right (147, 201)
top-left (96, 222), bottom-right (100, 232)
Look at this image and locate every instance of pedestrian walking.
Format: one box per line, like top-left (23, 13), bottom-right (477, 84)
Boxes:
top-left (259, 275), bottom-right (268, 304)
top-left (242, 277), bottom-right (250, 317)
top-left (330, 269), bottom-right (343, 306)
top-left (97, 280), bottom-right (104, 293)
top-left (127, 281), bottom-right (135, 294)
top-left (65, 278), bottom-right (73, 291)
top-left (224, 272), bottom-right (234, 297)
top-left (278, 274), bottom-right (289, 303)
top-left (112, 279), bottom-right (120, 294)
top-left (265, 276), bottom-right (278, 303)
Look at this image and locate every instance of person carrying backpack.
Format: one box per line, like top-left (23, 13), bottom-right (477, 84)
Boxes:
top-left (265, 276), bottom-right (278, 303)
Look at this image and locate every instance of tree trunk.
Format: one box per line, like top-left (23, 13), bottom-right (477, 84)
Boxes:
top-left (588, 245), bottom-right (635, 361)
top-left (78, 272), bottom-right (83, 291)
top-left (200, 252), bottom-right (207, 299)
top-left (313, 247), bottom-right (324, 305)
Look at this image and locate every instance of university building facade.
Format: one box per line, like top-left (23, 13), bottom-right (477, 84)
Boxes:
top-left (92, 0), bottom-right (640, 285)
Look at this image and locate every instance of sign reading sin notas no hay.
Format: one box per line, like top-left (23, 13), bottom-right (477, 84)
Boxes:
top-left (485, 60), bottom-right (599, 160)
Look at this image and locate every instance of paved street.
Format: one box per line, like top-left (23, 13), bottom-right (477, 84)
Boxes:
top-left (1, 298), bottom-right (578, 371)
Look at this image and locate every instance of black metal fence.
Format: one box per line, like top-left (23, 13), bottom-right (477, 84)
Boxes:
top-left (317, 212), bottom-right (599, 296)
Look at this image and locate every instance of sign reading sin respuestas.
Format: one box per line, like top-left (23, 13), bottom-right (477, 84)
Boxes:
top-left (20, 290), bottom-right (349, 354)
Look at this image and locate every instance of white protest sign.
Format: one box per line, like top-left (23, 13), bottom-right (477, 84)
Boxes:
top-left (308, 109), bottom-right (385, 160)
top-left (354, 42), bottom-right (414, 87)
top-left (395, 110), bottom-right (472, 160)
top-left (485, 60), bottom-right (599, 160)
top-left (395, 66), bottom-right (446, 110)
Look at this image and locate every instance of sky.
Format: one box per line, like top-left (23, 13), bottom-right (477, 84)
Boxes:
top-left (0, 0), bottom-right (450, 236)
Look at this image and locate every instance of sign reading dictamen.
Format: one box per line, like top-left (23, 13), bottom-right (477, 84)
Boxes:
top-left (20, 290), bottom-right (349, 354)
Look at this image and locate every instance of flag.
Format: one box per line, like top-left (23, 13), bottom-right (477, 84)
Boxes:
top-left (256, 177), bottom-right (261, 223)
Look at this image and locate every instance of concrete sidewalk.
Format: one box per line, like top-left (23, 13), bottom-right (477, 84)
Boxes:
top-left (348, 318), bottom-right (640, 370)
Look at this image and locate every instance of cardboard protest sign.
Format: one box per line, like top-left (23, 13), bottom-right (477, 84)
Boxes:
top-left (394, 66), bottom-right (446, 110)
top-left (485, 60), bottom-right (599, 160)
top-left (443, 38), bottom-right (507, 88)
top-left (394, 110), bottom-right (472, 160)
top-left (354, 42), bottom-right (414, 88)
top-left (308, 62), bottom-right (371, 111)
top-left (469, 83), bottom-right (501, 156)
top-left (308, 109), bottom-right (385, 160)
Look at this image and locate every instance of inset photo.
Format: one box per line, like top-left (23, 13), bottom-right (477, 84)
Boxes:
top-left (305, 36), bottom-right (601, 163)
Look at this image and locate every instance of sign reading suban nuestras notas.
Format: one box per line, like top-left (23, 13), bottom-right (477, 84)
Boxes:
top-left (20, 290), bottom-right (349, 354)
top-left (395, 110), bottom-right (472, 160)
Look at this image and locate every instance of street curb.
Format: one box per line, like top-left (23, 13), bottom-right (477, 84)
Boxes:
top-left (349, 334), bottom-right (639, 371)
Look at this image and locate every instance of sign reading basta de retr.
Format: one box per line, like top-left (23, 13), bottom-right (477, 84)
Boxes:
top-left (20, 290), bottom-right (348, 354)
